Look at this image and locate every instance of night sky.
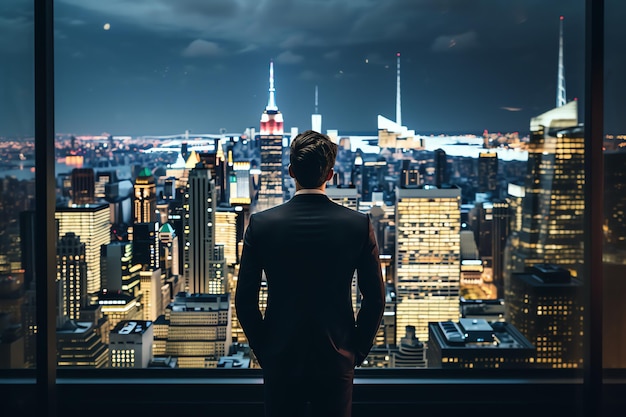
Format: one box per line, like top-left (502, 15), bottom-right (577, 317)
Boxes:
top-left (2, 1), bottom-right (626, 137)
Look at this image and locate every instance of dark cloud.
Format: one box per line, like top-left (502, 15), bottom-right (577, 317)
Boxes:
top-left (5, 0), bottom-right (626, 137)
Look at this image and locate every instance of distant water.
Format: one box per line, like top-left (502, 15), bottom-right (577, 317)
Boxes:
top-left (0, 160), bottom-right (89, 181)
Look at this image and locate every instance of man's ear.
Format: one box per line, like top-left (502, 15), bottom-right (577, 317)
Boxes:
top-left (325, 168), bottom-right (334, 182)
top-left (288, 164), bottom-right (295, 179)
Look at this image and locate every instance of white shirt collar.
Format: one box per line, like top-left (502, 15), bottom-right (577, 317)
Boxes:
top-left (294, 189), bottom-right (326, 196)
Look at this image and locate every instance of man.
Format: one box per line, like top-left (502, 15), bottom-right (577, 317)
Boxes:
top-left (235, 130), bottom-right (385, 417)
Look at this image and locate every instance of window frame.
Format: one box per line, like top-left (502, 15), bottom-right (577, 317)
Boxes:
top-left (0, 0), bottom-right (619, 415)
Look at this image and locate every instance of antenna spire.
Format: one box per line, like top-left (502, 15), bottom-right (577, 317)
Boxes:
top-left (315, 85), bottom-right (319, 114)
top-left (267, 60), bottom-right (278, 111)
top-left (557, 16), bottom-right (566, 107)
top-left (396, 52), bottom-right (402, 126)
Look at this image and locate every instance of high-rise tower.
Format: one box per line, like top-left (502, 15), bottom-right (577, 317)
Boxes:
top-left (395, 185), bottom-right (461, 342)
top-left (183, 163), bottom-right (217, 294)
top-left (508, 101), bottom-right (583, 278)
top-left (56, 232), bottom-right (88, 322)
top-left (256, 61), bottom-right (284, 211)
top-left (56, 203), bottom-right (110, 294)
top-left (557, 16), bottom-right (567, 108)
top-left (260, 60), bottom-right (284, 136)
top-left (134, 167), bottom-right (157, 224)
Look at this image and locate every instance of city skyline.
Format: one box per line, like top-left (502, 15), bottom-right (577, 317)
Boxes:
top-left (7, 1), bottom-right (626, 138)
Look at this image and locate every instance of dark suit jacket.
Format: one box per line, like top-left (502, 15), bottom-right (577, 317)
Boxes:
top-left (235, 193), bottom-right (385, 373)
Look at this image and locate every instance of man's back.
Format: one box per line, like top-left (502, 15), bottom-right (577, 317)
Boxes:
top-left (237, 193), bottom-right (383, 371)
top-left (234, 130), bottom-right (385, 417)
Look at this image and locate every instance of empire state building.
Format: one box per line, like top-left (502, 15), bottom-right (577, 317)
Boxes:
top-left (256, 60), bottom-right (284, 212)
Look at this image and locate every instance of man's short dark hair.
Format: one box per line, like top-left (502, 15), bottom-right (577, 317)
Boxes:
top-left (289, 130), bottom-right (338, 188)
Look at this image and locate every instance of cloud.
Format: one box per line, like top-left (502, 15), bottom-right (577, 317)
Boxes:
top-left (276, 50), bottom-right (304, 65)
top-left (431, 31), bottom-right (479, 52)
top-left (55, 0), bottom-right (436, 49)
top-left (181, 39), bottom-right (222, 57)
top-left (501, 106), bottom-right (523, 112)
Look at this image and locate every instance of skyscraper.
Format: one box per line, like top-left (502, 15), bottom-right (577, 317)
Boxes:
top-left (509, 101), bottom-right (584, 278)
top-left (395, 185), bottom-right (461, 342)
top-left (132, 222), bottom-right (160, 271)
top-left (100, 241), bottom-right (140, 295)
top-left (133, 167), bottom-right (157, 224)
top-left (491, 200), bottom-right (511, 298)
top-left (256, 61), bottom-right (284, 212)
top-left (57, 232), bottom-right (88, 321)
top-left (56, 203), bottom-right (110, 294)
top-left (478, 152), bottom-right (498, 194)
top-left (184, 164), bottom-right (216, 294)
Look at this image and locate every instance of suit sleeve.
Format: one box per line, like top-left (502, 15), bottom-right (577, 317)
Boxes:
top-left (354, 216), bottom-right (385, 366)
top-left (235, 215), bottom-right (265, 357)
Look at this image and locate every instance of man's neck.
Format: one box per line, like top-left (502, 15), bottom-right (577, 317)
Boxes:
top-left (294, 188), bottom-right (326, 196)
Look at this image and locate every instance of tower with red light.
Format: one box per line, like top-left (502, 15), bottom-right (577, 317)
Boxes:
top-left (260, 60), bottom-right (284, 135)
top-left (255, 61), bottom-right (285, 212)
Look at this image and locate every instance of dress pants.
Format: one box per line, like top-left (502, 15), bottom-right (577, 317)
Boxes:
top-left (263, 366), bottom-right (354, 417)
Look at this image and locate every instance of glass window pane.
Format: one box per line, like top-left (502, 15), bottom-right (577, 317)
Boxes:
top-left (604, 0), bottom-right (626, 370)
top-left (0, 0), bottom-right (36, 369)
top-left (54, 0), bottom-right (588, 370)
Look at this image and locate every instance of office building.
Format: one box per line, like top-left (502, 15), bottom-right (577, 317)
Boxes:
top-left (57, 232), bottom-right (88, 321)
top-left (395, 185), bottom-right (461, 342)
top-left (95, 170), bottom-right (116, 200)
top-left (509, 101), bottom-right (584, 279)
top-left (140, 268), bottom-right (163, 321)
top-left (215, 209), bottom-right (238, 266)
top-left (478, 152), bottom-right (498, 194)
top-left (326, 186), bottom-right (359, 211)
top-left (427, 319), bottom-right (534, 369)
top-left (208, 245), bottom-right (227, 295)
top-left (505, 264), bottom-right (583, 368)
top-left (158, 292), bottom-right (232, 368)
top-left (132, 222), bottom-right (160, 271)
top-left (184, 164), bottom-right (217, 294)
top-left (491, 200), bottom-right (511, 298)
top-left (134, 167), bottom-right (157, 224)
top-left (110, 320), bottom-right (154, 368)
top-left (57, 320), bottom-right (109, 368)
top-left (96, 289), bottom-right (142, 331)
top-left (56, 203), bottom-right (110, 294)
top-left (400, 159), bottom-right (420, 189)
top-left (100, 241), bottom-right (141, 295)
top-left (229, 161), bottom-right (252, 206)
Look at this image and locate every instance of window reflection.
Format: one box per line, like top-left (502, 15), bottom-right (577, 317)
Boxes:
top-left (0, 0), bottom-right (36, 369)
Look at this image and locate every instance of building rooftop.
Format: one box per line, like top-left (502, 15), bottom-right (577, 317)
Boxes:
top-left (112, 320), bottom-right (152, 335)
